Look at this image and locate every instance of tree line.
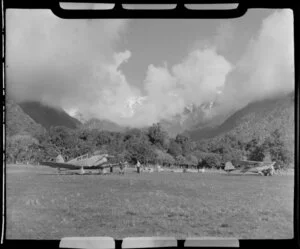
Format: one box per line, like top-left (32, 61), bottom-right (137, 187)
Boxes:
top-left (6, 123), bottom-right (293, 170)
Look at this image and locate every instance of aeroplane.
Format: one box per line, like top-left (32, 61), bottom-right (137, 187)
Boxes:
top-left (224, 160), bottom-right (276, 176)
top-left (41, 153), bottom-right (118, 175)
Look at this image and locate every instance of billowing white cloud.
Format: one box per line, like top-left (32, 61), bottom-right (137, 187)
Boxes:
top-left (172, 49), bottom-right (232, 105)
top-left (122, 48), bottom-right (233, 126)
top-left (6, 9), bottom-right (140, 124)
top-left (213, 9), bottom-right (294, 116)
top-left (137, 9), bottom-right (294, 126)
top-left (6, 9), bottom-right (294, 128)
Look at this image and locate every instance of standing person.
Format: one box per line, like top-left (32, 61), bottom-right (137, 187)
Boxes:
top-left (124, 161), bottom-right (128, 173)
top-left (183, 165), bottom-right (187, 173)
top-left (136, 160), bottom-right (141, 173)
top-left (197, 159), bottom-right (203, 173)
top-left (119, 161), bottom-right (124, 175)
top-left (123, 161), bottom-right (127, 174)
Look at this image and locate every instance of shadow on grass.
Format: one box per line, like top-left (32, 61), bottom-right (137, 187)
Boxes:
top-left (224, 172), bottom-right (266, 177)
top-left (37, 172), bottom-right (123, 176)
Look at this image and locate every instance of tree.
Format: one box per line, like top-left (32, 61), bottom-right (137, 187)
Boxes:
top-left (221, 134), bottom-right (244, 150)
top-left (203, 153), bottom-right (222, 169)
top-left (186, 154), bottom-right (198, 167)
top-left (124, 128), bottom-right (148, 141)
top-left (47, 126), bottom-right (95, 160)
top-left (6, 134), bottom-right (39, 163)
top-left (147, 123), bottom-right (169, 149)
top-left (192, 151), bottom-right (222, 169)
top-left (176, 155), bottom-right (188, 167)
top-left (245, 137), bottom-right (264, 161)
top-left (222, 148), bottom-right (244, 164)
top-left (261, 129), bottom-right (293, 169)
top-left (167, 139), bottom-right (182, 157)
top-left (175, 133), bottom-right (192, 156)
top-left (108, 132), bottom-right (125, 153)
top-left (248, 144), bottom-right (265, 161)
top-left (94, 130), bottom-right (112, 146)
top-left (154, 149), bottom-right (175, 166)
top-left (195, 140), bottom-right (210, 152)
top-left (48, 126), bottom-right (72, 153)
top-left (125, 138), bottom-right (156, 164)
top-left (109, 150), bottom-right (127, 164)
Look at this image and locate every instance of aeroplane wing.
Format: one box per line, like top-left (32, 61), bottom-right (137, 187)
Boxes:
top-left (93, 163), bottom-right (119, 169)
top-left (247, 162), bottom-right (276, 174)
top-left (234, 160), bottom-right (263, 173)
top-left (40, 161), bottom-right (81, 170)
top-left (233, 160), bottom-right (275, 175)
top-left (40, 154), bottom-right (114, 170)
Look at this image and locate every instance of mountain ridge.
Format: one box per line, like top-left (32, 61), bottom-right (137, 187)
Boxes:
top-left (6, 99), bottom-right (46, 137)
top-left (186, 92), bottom-right (294, 160)
top-left (19, 101), bottom-right (82, 130)
top-left (7, 91), bottom-right (294, 154)
top-left (79, 118), bottom-right (126, 132)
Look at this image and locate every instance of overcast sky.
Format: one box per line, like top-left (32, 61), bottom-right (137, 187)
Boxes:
top-left (6, 8), bottom-right (294, 127)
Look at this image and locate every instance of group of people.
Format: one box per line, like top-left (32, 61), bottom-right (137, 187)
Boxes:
top-left (107, 160), bottom-right (140, 175)
top-left (118, 160), bottom-right (143, 174)
top-left (117, 161), bottom-right (128, 174)
top-left (115, 160), bottom-right (208, 175)
top-left (135, 161), bottom-right (159, 173)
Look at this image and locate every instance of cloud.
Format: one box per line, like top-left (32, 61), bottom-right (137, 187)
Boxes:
top-left (172, 49), bottom-right (232, 105)
top-left (213, 9), bottom-right (294, 115)
top-left (6, 9), bottom-right (233, 127)
top-left (6, 9), bottom-right (140, 124)
top-left (6, 9), bottom-right (294, 128)
top-left (137, 9), bottom-right (294, 126)
top-left (130, 48), bottom-right (233, 126)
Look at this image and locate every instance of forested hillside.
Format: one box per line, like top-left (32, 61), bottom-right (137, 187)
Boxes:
top-left (79, 118), bottom-right (125, 132)
top-left (19, 101), bottom-right (81, 130)
top-left (6, 99), bottom-right (45, 137)
top-left (189, 93), bottom-right (294, 150)
top-left (6, 93), bottom-right (294, 170)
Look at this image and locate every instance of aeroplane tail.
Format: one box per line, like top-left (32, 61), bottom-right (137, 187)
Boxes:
top-left (224, 161), bottom-right (235, 172)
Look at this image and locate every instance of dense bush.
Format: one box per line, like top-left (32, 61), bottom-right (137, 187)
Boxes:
top-left (176, 155), bottom-right (188, 166)
top-left (6, 134), bottom-right (40, 163)
top-left (244, 129), bottom-right (293, 169)
top-left (203, 153), bottom-right (222, 169)
top-left (6, 118), bottom-right (293, 170)
top-left (192, 151), bottom-right (222, 168)
top-left (261, 129), bottom-right (293, 169)
top-left (125, 138), bottom-right (156, 164)
top-left (221, 148), bottom-right (245, 165)
top-left (175, 133), bottom-right (192, 156)
top-left (186, 154), bottom-right (198, 166)
top-left (154, 149), bottom-right (175, 166)
top-left (147, 123), bottom-right (169, 150)
top-left (167, 139), bottom-right (182, 157)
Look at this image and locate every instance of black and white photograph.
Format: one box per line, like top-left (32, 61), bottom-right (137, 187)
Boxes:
top-left (5, 5), bottom-right (295, 241)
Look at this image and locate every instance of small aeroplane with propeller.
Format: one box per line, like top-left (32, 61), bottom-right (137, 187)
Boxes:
top-left (224, 160), bottom-right (276, 176)
top-left (41, 153), bottom-right (120, 175)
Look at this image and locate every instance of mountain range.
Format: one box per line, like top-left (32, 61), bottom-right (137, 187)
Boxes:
top-left (6, 92), bottom-right (294, 154)
top-left (6, 99), bottom-right (46, 137)
top-left (190, 92), bottom-right (294, 159)
top-left (79, 118), bottom-right (125, 132)
top-left (159, 101), bottom-right (230, 138)
top-left (188, 92), bottom-right (294, 142)
top-left (18, 101), bottom-right (81, 130)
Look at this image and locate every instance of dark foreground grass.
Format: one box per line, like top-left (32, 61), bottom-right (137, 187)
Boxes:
top-left (6, 165), bottom-right (294, 240)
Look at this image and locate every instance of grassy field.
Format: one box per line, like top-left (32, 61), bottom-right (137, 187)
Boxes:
top-left (6, 164), bottom-right (294, 240)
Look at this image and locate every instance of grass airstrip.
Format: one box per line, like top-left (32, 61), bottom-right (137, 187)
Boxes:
top-left (6, 164), bottom-right (294, 240)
